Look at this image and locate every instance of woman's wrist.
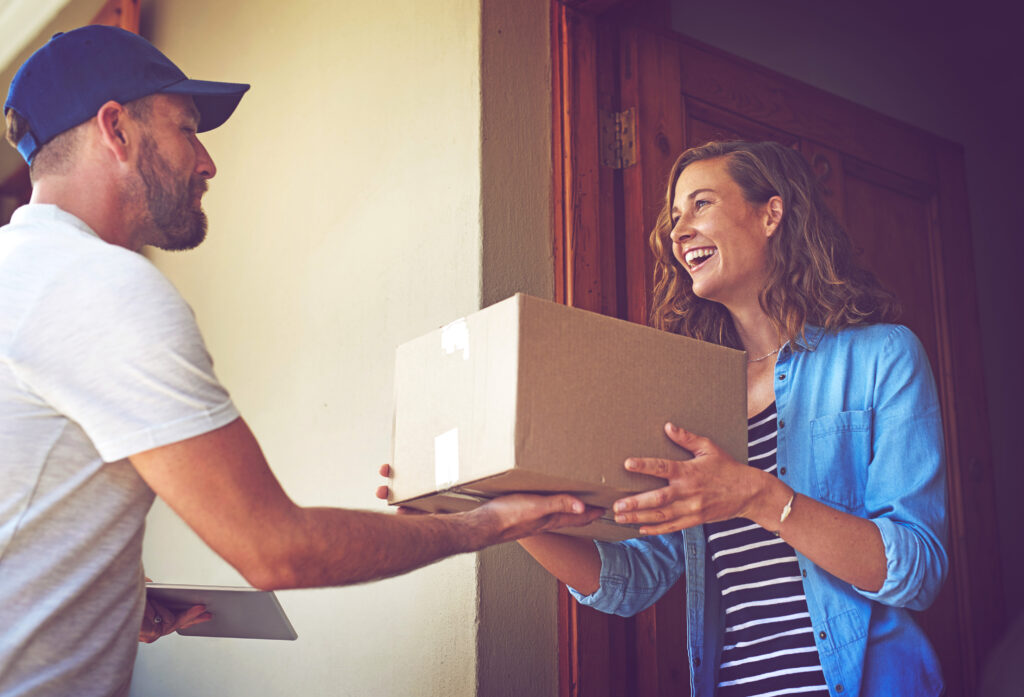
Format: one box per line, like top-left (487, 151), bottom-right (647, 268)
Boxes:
top-left (746, 473), bottom-right (795, 532)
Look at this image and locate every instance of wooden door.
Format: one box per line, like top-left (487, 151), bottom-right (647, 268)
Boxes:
top-left (553, 3), bottom-right (1003, 696)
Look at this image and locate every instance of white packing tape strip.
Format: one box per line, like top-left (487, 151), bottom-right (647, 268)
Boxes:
top-left (434, 428), bottom-right (460, 490)
top-left (440, 317), bottom-right (470, 359)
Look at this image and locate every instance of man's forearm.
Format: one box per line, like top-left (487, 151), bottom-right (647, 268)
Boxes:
top-left (130, 419), bottom-right (597, 591)
top-left (246, 506), bottom-right (495, 590)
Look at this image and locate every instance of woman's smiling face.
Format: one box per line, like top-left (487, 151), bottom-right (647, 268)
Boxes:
top-left (669, 156), bottom-right (779, 310)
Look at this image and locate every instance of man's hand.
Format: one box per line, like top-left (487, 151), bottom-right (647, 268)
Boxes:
top-left (139, 594), bottom-right (211, 644)
top-left (468, 493), bottom-right (604, 544)
top-left (375, 464), bottom-right (423, 515)
top-left (376, 464), bottom-right (603, 544)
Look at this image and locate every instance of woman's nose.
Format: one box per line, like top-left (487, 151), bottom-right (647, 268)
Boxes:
top-left (670, 223), bottom-right (691, 244)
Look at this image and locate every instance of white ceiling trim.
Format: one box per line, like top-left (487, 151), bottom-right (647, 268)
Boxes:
top-left (0, 0), bottom-right (73, 76)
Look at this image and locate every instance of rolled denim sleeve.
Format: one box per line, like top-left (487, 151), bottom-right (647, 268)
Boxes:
top-left (568, 532), bottom-right (686, 617)
top-left (856, 325), bottom-right (949, 610)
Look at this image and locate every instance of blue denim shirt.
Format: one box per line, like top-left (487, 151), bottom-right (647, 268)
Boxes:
top-left (570, 324), bottom-right (948, 697)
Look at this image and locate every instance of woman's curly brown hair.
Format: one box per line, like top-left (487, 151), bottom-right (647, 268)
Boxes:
top-left (649, 140), bottom-right (899, 348)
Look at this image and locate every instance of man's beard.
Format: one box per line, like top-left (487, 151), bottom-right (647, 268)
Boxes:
top-left (136, 135), bottom-right (208, 251)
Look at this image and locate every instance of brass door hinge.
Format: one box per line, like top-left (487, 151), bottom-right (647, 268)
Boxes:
top-left (599, 108), bottom-right (636, 169)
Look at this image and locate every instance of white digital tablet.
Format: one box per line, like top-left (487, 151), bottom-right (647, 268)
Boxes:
top-left (145, 583), bottom-right (298, 641)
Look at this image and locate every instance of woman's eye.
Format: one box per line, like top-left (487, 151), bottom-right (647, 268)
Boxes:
top-left (695, 199), bottom-right (709, 211)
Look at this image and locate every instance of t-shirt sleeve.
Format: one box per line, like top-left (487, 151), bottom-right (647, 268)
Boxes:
top-left (9, 250), bottom-right (239, 462)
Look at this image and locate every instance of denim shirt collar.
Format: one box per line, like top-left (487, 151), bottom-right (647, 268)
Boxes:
top-left (789, 324), bottom-right (826, 352)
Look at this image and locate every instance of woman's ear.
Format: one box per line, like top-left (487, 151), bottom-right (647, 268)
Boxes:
top-left (95, 100), bottom-right (132, 162)
top-left (764, 195), bottom-right (784, 237)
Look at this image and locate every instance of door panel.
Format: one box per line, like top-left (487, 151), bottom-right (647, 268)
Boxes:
top-left (799, 142), bottom-right (847, 226)
top-left (843, 172), bottom-right (941, 362)
top-left (687, 100), bottom-right (800, 150)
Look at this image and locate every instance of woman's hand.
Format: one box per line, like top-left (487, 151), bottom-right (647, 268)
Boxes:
top-left (612, 423), bottom-right (777, 535)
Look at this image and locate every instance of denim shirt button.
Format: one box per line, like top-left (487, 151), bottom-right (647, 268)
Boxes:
top-left (819, 631), bottom-right (827, 640)
top-left (693, 657), bottom-right (701, 668)
top-left (779, 419), bottom-right (786, 428)
top-left (780, 467), bottom-right (787, 475)
top-left (778, 373), bottom-right (786, 380)
top-left (802, 568), bottom-right (807, 577)
top-left (836, 684), bottom-right (844, 693)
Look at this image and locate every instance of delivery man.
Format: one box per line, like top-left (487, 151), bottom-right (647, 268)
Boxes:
top-left (0, 26), bottom-right (598, 697)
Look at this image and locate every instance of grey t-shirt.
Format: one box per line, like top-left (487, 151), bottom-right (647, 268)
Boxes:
top-left (0, 205), bottom-right (239, 697)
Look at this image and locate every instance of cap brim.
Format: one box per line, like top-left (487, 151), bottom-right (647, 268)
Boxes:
top-left (161, 79), bottom-right (250, 132)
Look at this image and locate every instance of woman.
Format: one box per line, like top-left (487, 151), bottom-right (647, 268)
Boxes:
top-left (519, 141), bottom-right (948, 696)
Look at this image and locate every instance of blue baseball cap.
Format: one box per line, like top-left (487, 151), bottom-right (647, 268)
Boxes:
top-left (4, 25), bottom-right (250, 164)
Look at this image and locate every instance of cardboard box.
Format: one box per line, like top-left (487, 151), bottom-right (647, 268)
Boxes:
top-left (389, 293), bottom-right (747, 541)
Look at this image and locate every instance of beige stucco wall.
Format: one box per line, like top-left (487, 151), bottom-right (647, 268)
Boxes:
top-left (118, 0), bottom-right (554, 695)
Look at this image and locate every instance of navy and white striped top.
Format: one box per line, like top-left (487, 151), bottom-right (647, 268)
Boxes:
top-left (704, 402), bottom-right (829, 696)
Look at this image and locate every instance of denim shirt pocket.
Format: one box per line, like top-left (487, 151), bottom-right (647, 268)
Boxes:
top-left (810, 410), bottom-right (872, 512)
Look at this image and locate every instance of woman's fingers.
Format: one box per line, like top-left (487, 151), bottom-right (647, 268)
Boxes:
top-left (664, 423), bottom-right (714, 456)
top-left (624, 456), bottom-right (681, 480)
top-left (635, 517), bottom-right (699, 536)
top-left (615, 450), bottom-right (708, 531)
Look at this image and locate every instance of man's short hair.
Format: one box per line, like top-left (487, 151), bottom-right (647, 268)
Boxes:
top-left (5, 108), bottom-right (79, 181)
top-left (4, 98), bottom-right (152, 182)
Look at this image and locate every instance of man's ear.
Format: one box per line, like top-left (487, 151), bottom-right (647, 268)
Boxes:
top-left (95, 100), bottom-right (132, 162)
top-left (764, 195), bottom-right (784, 238)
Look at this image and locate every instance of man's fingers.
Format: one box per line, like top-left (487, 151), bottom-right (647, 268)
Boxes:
top-left (546, 494), bottom-right (586, 516)
top-left (173, 604), bottom-right (212, 632)
top-left (537, 506), bottom-right (604, 533)
top-left (154, 604), bottom-right (174, 628)
top-left (501, 493), bottom-right (585, 516)
top-left (484, 494), bottom-right (600, 541)
top-left (139, 604), bottom-right (170, 643)
top-left (377, 465), bottom-right (393, 500)
top-left (140, 596), bottom-right (207, 643)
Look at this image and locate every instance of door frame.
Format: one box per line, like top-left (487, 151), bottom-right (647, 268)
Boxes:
top-left (550, 2), bottom-right (1004, 695)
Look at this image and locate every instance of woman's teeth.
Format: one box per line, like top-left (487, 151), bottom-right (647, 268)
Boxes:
top-left (684, 248), bottom-right (717, 268)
